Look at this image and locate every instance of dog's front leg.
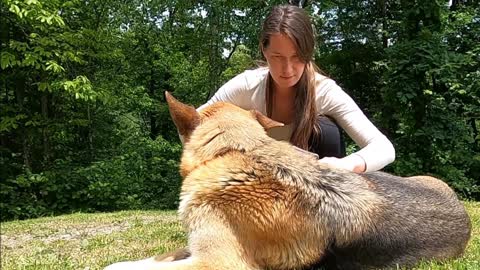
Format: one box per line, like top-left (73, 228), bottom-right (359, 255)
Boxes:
top-left (104, 219), bottom-right (260, 270)
top-left (170, 219), bottom-right (261, 270)
top-left (154, 248), bottom-right (191, 262)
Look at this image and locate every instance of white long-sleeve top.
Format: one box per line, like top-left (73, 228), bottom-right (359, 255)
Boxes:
top-left (198, 67), bottom-right (395, 172)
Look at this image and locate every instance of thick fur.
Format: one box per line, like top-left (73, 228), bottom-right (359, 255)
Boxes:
top-left (105, 93), bottom-right (471, 270)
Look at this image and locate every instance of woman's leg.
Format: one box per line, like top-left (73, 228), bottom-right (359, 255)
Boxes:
top-left (309, 116), bottom-right (345, 159)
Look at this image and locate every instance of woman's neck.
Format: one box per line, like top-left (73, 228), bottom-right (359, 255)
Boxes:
top-left (271, 85), bottom-right (295, 124)
top-left (273, 80), bottom-right (295, 97)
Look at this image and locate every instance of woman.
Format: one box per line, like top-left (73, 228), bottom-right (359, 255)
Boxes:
top-left (198, 5), bottom-right (395, 173)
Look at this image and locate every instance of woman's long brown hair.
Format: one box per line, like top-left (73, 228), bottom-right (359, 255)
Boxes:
top-left (260, 5), bottom-right (321, 150)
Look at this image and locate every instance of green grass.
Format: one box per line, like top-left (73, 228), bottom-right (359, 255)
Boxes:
top-left (1, 202), bottom-right (479, 270)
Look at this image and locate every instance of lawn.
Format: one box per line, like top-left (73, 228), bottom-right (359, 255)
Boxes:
top-left (1, 202), bottom-right (479, 270)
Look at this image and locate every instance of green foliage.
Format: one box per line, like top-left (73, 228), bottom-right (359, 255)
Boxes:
top-left (373, 2), bottom-right (479, 198)
top-left (220, 45), bottom-right (256, 83)
top-left (0, 136), bottom-right (181, 221)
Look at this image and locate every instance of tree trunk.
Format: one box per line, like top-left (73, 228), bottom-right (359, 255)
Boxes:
top-left (14, 76), bottom-right (31, 169)
top-left (87, 104), bottom-right (93, 157)
top-left (450, 0), bottom-right (460, 11)
top-left (41, 93), bottom-right (51, 166)
top-left (380, 0), bottom-right (388, 48)
top-left (149, 67), bottom-right (158, 140)
top-left (22, 133), bottom-right (31, 169)
top-left (207, 5), bottom-right (221, 98)
top-left (472, 118), bottom-right (479, 151)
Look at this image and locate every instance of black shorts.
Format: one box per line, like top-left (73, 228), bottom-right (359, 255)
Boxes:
top-left (309, 116), bottom-right (346, 159)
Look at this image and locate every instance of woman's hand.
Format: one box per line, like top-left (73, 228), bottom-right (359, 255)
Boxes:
top-left (319, 155), bottom-right (366, 173)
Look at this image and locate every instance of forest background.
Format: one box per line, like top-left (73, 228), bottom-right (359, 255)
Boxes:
top-left (1, 0), bottom-right (479, 221)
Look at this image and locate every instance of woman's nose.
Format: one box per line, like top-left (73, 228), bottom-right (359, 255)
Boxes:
top-left (282, 58), bottom-right (293, 74)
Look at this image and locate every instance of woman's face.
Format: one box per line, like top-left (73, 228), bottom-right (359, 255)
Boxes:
top-left (263, 33), bottom-right (306, 91)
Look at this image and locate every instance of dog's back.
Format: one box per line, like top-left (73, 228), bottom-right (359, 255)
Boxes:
top-left (327, 172), bottom-right (471, 269)
top-left (183, 138), bottom-right (471, 270)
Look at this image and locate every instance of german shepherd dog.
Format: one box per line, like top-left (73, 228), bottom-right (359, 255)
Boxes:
top-left (105, 92), bottom-right (471, 270)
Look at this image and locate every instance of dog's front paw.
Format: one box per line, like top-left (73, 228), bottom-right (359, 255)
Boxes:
top-left (103, 257), bottom-right (166, 270)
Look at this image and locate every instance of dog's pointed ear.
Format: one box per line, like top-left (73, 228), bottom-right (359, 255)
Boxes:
top-left (251, 110), bottom-right (284, 130)
top-left (165, 91), bottom-right (200, 139)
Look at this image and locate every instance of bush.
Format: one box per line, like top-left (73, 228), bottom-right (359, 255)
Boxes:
top-left (0, 136), bottom-right (182, 221)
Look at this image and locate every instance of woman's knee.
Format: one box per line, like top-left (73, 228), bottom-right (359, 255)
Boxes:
top-left (309, 116), bottom-right (345, 159)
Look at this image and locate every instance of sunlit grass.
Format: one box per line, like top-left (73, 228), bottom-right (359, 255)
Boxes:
top-left (1, 202), bottom-right (479, 270)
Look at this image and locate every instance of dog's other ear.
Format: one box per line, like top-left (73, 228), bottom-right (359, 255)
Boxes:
top-left (165, 91), bottom-right (200, 140)
top-left (251, 110), bottom-right (284, 130)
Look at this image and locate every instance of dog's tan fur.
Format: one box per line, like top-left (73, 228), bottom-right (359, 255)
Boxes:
top-left (104, 92), bottom-right (471, 270)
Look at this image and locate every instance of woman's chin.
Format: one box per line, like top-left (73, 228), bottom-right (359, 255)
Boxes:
top-left (275, 77), bottom-right (299, 89)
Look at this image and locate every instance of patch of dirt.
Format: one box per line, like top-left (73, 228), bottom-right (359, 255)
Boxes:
top-left (1, 215), bottom-right (179, 249)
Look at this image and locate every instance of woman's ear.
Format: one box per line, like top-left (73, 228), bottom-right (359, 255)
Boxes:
top-left (261, 41), bottom-right (269, 59)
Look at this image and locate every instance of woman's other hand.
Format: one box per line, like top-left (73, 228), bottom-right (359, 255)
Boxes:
top-left (319, 155), bottom-right (366, 173)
